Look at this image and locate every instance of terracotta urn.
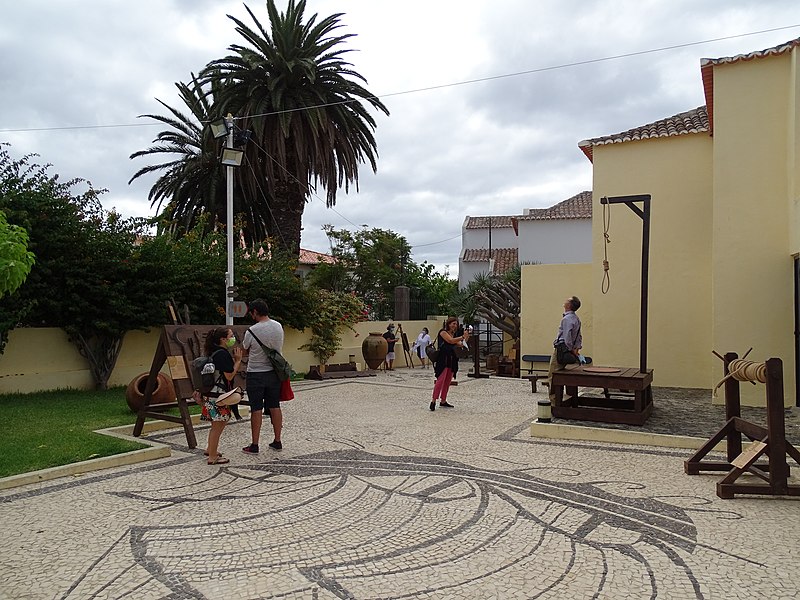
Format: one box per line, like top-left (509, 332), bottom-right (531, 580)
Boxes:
top-left (125, 372), bottom-right (177, 413)
top-left (361, 332), bottom-right (388, 370)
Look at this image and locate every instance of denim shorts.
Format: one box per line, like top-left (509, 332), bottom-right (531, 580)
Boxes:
top-left (245, 370), bottom-right (281, 411)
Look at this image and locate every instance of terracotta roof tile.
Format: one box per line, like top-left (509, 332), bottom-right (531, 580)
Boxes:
top-left (578, 107), bottom-right (708, 162)
top-left (465, 216), bottom-right (516, 229)
top-left (516, 190), bottom-right (592, 220)
top-left (701, 37), bottom-right (800, 131)
top-left (298, 248), bottom-right (335, 265)
top-left (461, 247), bottom-right (518, 276)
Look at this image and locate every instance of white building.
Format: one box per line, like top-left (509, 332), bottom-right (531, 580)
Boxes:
top-left (458, 191), bottom-right (592, 289)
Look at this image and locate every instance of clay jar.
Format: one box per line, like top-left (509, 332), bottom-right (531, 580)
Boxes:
top-left (125, 372), bottom-right (177, 413)
top-left (361, 332), bottom-right (388, 370)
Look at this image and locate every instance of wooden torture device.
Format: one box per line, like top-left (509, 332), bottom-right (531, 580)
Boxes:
top-left (132, 324), bottom-right (251, 448)
top-left (550, 194), bottom-right (655, 425)
top-left (685, 352), bottom-right (800, 499)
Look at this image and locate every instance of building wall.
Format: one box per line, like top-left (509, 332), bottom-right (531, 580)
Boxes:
top-left (520, 263), bottom-right (593, 359)
top-left (0, 319), bottom-right (444, 394)
top-left (458, 260), bottom-right (490, 290)
top-left (461, 225), bottom-right (517, 251)
top-left (711, 52), bottom-right (797, 405)
top-left (517, 219), bottom-right (591, 264)
top-left (591, 133), bottom-right (715, 391)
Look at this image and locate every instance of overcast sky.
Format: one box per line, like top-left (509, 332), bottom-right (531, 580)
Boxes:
top-left (2, 1), bottom-right (798, 276)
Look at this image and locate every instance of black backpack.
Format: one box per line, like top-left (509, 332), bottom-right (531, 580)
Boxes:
top-left (190, 348), bottom-right (225, 395)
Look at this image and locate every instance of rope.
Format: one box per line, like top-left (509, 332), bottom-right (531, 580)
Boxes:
top-left (712, 359), bottom-right (767, 395)
top-left (601, 201), bottom-right (611, 294)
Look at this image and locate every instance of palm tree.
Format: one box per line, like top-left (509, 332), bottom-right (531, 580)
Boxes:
top-left (202, 0), bottom-right (389, 254)
top-left (129, 74), bottom-right (276, 242)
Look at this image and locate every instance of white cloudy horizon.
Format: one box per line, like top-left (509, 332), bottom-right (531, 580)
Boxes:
top-left (1, 1), bottom-right (798, 276)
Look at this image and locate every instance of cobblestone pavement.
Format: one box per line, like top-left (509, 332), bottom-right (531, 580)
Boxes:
top-left (2, 369), bottom-right (799, 599)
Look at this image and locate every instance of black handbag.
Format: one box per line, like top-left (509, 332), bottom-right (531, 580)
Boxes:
top-left (555, 341), bottom-right (577, 366)
top-left (425, 343), bottom-right (439, 362)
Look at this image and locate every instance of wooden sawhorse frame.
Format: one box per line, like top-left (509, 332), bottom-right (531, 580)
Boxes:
top-left (132, 325), bottom-right (251, 449)
top-left (685, 353), bottom-right (800, 499)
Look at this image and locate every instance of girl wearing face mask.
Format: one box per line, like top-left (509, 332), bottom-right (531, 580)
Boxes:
top-left (199, 327), bottom-right (243, 464)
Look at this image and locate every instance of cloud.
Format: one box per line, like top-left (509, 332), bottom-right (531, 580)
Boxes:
top-left (1, 0), bottom-right (799, 275)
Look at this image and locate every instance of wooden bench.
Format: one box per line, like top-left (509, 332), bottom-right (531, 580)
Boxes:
top-left (551, 364), bottom-right (654, 425)
top-left (521, 354), bottom-right (551, 392)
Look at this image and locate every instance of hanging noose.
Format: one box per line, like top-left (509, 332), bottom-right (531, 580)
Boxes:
top-left (601, 201), bottom-right (611, 294)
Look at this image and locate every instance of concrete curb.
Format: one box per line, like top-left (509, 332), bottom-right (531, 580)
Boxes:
top-left (0, 410), bottom-right (254, 491)
top-left (530, 421), bottom-right (729, 452)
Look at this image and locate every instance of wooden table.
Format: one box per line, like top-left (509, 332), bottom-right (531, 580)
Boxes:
top-left (551, 365), bottom-right (654, 425)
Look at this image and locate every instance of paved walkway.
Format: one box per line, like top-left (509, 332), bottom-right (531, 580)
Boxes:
top-left (2, 369), bottom-right (799, 599)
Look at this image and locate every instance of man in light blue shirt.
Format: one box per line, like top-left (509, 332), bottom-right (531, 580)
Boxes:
top-left (547, 296), bottom-right (583, 403)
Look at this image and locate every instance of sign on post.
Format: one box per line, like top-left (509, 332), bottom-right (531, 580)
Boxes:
top-left (228, 301), bottom-right (248, 318)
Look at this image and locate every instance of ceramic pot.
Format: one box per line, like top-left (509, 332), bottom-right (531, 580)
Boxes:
top-left (125, 372), bottom-right (176, 413)
top-left (361, 332), bottom-right (388, 370)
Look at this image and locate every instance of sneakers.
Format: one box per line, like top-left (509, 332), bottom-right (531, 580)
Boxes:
top-left (268, 441), bottom-right (283, 451)
top-left (242, 443), bottom-right (259, 455)
top-left (430, 401), bottom-right (436, 412)
top-left (439, 401), bottom-right (455, 408)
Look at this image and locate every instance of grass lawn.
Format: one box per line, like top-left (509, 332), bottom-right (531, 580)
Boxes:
top-left (0, 387), bottom-right (200, 478)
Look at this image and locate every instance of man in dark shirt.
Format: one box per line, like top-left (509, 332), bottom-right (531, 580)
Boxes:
top-left (383, 323), bottom-right (399, 370)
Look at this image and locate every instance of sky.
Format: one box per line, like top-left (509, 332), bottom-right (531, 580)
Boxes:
top-left (1, 1), bottom-right (799, 277)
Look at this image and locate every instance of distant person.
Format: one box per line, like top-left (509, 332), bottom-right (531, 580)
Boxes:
top-left (430, 317), bottom-right (470, 411)
top-left (241, 299), bottom-right (285, 453)
top-left (412, 327), bottom-right (432, 368)
top-left (547, 296), bottom-right (583, 404)
top-left (383, 323), bottom-right (399, 370)
top-left (198, 327), bottom-right (243, 465)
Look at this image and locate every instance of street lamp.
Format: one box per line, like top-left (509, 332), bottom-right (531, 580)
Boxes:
top-left (211, 113), bottom-right (241, 325)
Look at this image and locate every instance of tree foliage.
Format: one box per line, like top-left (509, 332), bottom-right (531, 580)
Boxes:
top-left (450, 265), bottom-right (522, 340)
top-left (0, 210), bottom-right (34, 297)
top-left (130, 0), bottom-right (388, 254)
top-left (0, 146), bottom-right (316, 389)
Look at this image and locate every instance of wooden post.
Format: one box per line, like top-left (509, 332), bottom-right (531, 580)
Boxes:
top-left (599, 194), bottom-right (651, 374)
top-left (724, 352), bottom-right (742, 462)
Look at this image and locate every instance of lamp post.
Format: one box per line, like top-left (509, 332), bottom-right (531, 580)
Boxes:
top-left (211, 114), bottom-right (244, 325)
top-left (224, 114), bottom-right (234, 326)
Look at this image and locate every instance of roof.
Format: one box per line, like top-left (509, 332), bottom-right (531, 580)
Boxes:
top-left (701, 37), bottom-right (800, 131)
top-left (298, 248), bottom-right (335, 265)
top-left (461, 247), bottom-right (518, 276)
top-left (465, 216), bottom-right (516, 229)
top-left (578, 37), bottom-right (800, 162)
top-left (516, 190), bottom-right (592, 220)
top-left (578, 107), bottom-right (709, 162)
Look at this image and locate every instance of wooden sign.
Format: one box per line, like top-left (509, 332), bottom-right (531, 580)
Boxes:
top-left (731, 441), bottom-right (767, 469)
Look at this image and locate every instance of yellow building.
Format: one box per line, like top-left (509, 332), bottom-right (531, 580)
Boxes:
top-left (521, 37), bottom-right (800, 406)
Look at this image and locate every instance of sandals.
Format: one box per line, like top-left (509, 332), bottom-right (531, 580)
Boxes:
top-left (207, 456), bottom-right (230, 465)
top-left (203, 451), bottom-right (222, 457)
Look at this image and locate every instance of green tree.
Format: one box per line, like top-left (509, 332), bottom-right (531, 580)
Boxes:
top-left (0, 146), bottom-right (161, 386)
top-left (0, 210), bottom-right (34, 297)
top-left (203, 0), bottom-right (389, 253)
top-left (309, 226), bottom-right (411, 319)
top-left (129, 74), bottom-right (278, 243)
top-left (450, 265), bottom-right (522, 340)
top-left (299, 289), bottom-right (366, 364)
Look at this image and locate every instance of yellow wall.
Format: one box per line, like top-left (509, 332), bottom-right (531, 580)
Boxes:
top-left (0, 318), bottom-right (444, 394)
top-left (591, 133), bottom-right (714, 389)
top-left (711, 53), bottom-right (796, 405)
top-left (520, 263), bottom-right (593, 359)
top-left (531, 48), bottom-right (800, 405)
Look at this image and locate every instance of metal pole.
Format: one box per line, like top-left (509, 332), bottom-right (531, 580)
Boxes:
top-left (225, 113), bottom-right (234, 326)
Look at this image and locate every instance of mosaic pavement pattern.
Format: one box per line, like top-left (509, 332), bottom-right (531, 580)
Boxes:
top-left (1, 369), bottom-right (799, 599)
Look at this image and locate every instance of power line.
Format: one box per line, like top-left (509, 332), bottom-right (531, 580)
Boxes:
top-left (1, 24), bottom-right (798, 134)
